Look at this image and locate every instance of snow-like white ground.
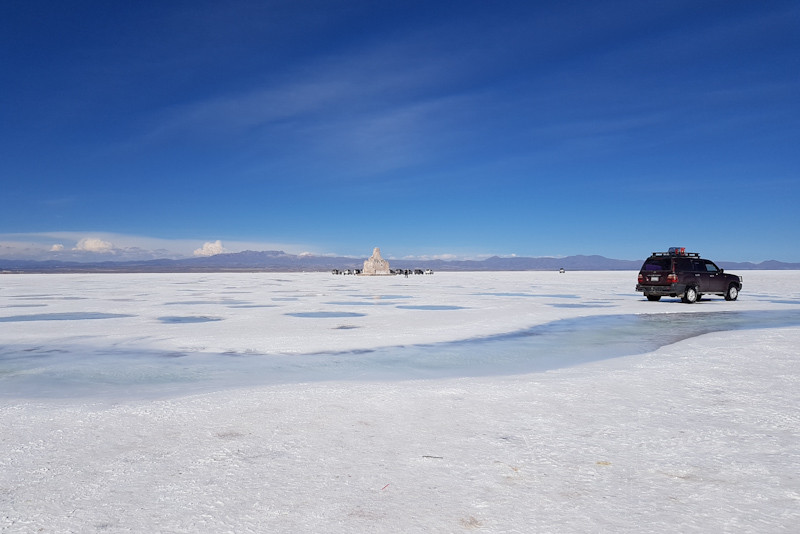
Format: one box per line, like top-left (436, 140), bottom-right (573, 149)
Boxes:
top-left (1, 271), bottom-right (799, 532)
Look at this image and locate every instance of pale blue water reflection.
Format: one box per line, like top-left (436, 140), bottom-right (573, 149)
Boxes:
top-left (1, 309), bottom-right (799, 400)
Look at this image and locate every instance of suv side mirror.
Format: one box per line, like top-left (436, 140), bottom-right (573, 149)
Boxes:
top-left (719, 268), bottom-right (724, 273)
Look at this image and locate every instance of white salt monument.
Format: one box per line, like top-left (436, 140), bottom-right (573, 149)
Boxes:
top-left (362, 247), bottom-right (391, 275)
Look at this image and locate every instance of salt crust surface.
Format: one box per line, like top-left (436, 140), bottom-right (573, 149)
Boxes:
top-left (1, 271), bottom-right (799, 532)
top-left (1, 270), bottom-right (797, 356)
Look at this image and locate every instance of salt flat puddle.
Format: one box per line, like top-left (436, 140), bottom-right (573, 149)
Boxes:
top-left (2, 309), bottom-right (799, 400)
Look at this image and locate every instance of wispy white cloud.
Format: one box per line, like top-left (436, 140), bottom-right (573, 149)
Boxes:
top-left (134, 29), bottom-right (491, 180)
top-left (143, 80), bottom-right (353, 142)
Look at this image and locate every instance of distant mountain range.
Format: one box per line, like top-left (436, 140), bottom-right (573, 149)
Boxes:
top-left (2, 250), bottom-right (798, 273)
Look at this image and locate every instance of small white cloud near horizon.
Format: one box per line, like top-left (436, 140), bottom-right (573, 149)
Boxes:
top-left (73, 237), bottom-right (115, 253)
top-left (0, 232), bottom-right (321, 261)
top-left (194, 240), bottom-right (227, 257)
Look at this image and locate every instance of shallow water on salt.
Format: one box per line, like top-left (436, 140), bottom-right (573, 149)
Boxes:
top-left (2, 309), bottom-right (799, 400)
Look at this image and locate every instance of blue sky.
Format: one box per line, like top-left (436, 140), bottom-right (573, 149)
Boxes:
top-left (2, 1), bottom-right (798, 263)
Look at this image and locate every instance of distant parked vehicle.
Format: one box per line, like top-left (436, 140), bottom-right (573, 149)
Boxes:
top-left (635, 247), bottom-right (742, 303)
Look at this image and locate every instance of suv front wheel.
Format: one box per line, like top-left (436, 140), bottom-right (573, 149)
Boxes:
top-left (682, 285), bottom-right (698, 304)
top-left (725, 284), bottom-right (739, 301)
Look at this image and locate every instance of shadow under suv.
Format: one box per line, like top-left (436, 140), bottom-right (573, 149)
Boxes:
top-left (636, 248), bottom-right (742, 303)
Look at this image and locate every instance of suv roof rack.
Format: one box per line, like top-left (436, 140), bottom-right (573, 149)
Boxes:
top-left (650, 251), bottom-right (700, 258)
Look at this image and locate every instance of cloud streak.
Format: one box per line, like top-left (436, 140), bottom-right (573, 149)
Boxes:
top-left (134, 26), bottom-right (496, 180)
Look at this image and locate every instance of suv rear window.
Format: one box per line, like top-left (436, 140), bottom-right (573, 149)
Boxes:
top-left (642, 257), bottom-right (670, 271)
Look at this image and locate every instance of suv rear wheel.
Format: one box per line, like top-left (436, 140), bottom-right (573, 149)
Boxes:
top-left (681, 285), bottom-right (698, 304)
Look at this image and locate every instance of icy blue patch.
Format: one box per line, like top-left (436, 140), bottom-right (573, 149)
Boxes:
top-left (549, 303), bottom-right (616, 308)
top-left (11, 296), bottom-right (87, 301)
top-left (345, 294), bottom-right (412, 300)
top-left (162, 352), bottom-right (189, 358)
top-left (157, 316), bottom-right (224, 323)
top-left (396, 305), bottom-right (468, 310)
top-left (474, 292), bottom-right (537, 297)
top-left (0, 312), bottom-right (132, 322)
top-left (164, 300), bottom-right (250, 305)
top-left (325, 301), bottom-right (395, 306)
top-left (285, 311), bottom-right (367, 318)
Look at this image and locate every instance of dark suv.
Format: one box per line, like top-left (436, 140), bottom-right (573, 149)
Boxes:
top-left (636, 247), bottom-right (742, 303)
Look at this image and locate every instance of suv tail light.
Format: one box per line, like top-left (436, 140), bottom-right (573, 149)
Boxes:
top-left (638, 274), bottom-right (644, 283)
top-left (667, 273), bottom-right (678, 283)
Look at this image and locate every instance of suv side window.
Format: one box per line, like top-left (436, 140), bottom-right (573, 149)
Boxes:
top-left (690, 259), bottom-right (706, 272)
top-left (675, 258), bottom-right (693, 271)
top-left (703, 260), bottom-right (719, 273)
